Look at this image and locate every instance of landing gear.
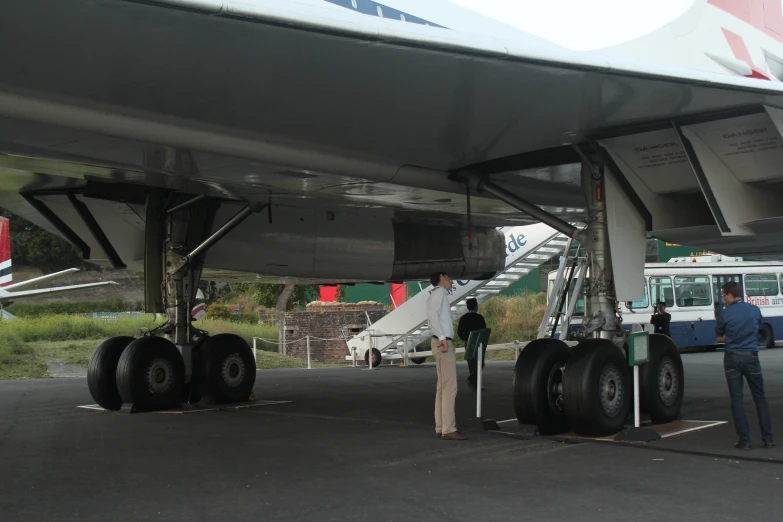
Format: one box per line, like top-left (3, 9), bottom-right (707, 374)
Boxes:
top-left (87, 336), bottom-right (134, 411)
top-left (364, 348), bottom-right (382, 368)
top-left (199, 334), bottom-right (256, 403)
top-left (639, 334), bottom-right (684, 424)
top-left (562, 339), bottom-right (631, 436)
top-left (116, 336), bottom-right (186, 409)
top-left (513, 339), bottom-right (570, 435)
top-left (86, 191), bottom-right (265, 412)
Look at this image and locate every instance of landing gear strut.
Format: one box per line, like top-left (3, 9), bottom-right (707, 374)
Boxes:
top-left (459, 156), bottom-right (685, 437)
top-left (87, 192), bottom-right (261, 411)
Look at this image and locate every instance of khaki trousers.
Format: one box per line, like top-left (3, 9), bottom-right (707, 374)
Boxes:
top-left (432, 338), bottom-right (458, 434)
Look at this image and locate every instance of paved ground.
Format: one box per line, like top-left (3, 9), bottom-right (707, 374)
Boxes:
top-left (2, 350), bottom-right (783, 521)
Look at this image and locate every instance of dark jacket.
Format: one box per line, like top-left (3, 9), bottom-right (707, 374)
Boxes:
top-left (458, 312), bottom-right (487, 343)
top-left (716, 300), bottom-right (763, 351)
top-left (651, 312), bottom-right (671, 338)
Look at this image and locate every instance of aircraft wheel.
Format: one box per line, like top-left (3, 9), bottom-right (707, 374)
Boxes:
top-left (639, 334), bottom-right (684, 424)
top-left (87, 336), bottom-right (134, 411)
top-left (563, 339), bottom-right (631, 437)
top-left (513, 338), bottom-right (571, 435)
top-left (411, 346), bottom-right (426, 365)
top-left (364, 348), bottom-right (382, 368)
top-left (116, 336), bottom-right (185, 409)
top-left (759, 323), bottom-right (775, 349)
top-left (201, 334), bottom-right (256, 404)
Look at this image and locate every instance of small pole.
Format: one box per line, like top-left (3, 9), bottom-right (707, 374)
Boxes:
top-left (253, 337), bottom-right (257, 362)
top-left (477, 342), bottom-right (484, 419)
top-left (634, 364), bottom-right (640, 428)
top-left (368, 330), bottom-right (376, 370)
top-left (306, 335), bottom-right (312, 370)
top-left (403, 334), bottom-right (409, 368)
top-left (351, 346), bottom-right (357, 368)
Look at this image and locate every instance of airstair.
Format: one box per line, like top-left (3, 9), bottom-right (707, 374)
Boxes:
top-left (345, 223), bottom-right (572, 362)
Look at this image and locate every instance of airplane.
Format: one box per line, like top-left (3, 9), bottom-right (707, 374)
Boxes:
top-left (0, 216), bottom-right (119, 310)
top-left (1, 0), bottom-right (783, 435)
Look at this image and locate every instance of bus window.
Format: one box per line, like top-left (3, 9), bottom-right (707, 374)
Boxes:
top-left (746, 274), bottom-right (779, 297)
top-left (674, 276), bottom-right (712, 307)
top-left (649, 276), bottom-right (674, 307)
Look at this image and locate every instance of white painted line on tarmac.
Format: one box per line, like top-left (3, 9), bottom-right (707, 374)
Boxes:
top-left (659, 420), bottom-right (728, 439)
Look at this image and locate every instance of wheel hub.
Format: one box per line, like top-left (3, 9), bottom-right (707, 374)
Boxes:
top-left (221, 353), bottom-right (246, 388)
top-left (145, 358), bottom-right (174, 395)
top-left (598, 364), bottom-right (624, 417)
top-left (658, 357), bottom-right (679, 407)
top-left (547, 364), bottom-right (566, 413)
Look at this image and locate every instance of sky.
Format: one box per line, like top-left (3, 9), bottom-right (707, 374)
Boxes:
top-left (448, 0), bottom-right (698, 50)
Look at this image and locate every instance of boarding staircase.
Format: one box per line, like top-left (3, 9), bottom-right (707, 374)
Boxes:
top-left (345, 223), bottom-right (573, 361)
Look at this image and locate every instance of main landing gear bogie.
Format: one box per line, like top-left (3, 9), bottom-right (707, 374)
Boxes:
top-left (87, 334), bottom-right (257, 411)
top-left (513, 334), bottom-right (684, 437)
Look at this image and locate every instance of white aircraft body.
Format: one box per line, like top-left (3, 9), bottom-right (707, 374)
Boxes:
top-left (2, 0), bottom-right (783, 434)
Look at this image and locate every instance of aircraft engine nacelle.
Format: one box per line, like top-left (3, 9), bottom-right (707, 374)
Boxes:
top-left (205, 204), bottom-right (505, 282)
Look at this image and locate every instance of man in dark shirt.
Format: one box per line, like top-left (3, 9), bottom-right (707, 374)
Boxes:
top-left (458, 298), bottom-right (487, 392)
top-left (650, 300), bottom-right (672, 338)
top-left (716, 281), bottom-right (774, 449)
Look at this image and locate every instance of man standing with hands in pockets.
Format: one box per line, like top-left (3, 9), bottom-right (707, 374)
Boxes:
top-left (427, 272), bottom-right (468, 441)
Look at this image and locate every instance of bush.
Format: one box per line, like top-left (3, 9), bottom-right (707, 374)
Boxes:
top-left (7, 299), bottom-right (143, 318)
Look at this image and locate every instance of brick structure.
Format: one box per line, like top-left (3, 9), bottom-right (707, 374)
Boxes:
top-left (284, 303), bottom-right (386, 364)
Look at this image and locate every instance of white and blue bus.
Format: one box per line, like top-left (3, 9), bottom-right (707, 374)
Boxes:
top-left (547, 257), bottom-right (783, 349)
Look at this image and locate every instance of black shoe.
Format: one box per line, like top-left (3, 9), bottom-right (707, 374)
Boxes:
top-left (467, 380), bottom-right (477, 392)
top-left (735, 441), bottom-right (751, 450)
top-left (764, 442), bottom-right (776, 449)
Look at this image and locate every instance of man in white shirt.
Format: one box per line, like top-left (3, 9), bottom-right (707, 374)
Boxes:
top-left (426, 272), bottom-right (468, 441)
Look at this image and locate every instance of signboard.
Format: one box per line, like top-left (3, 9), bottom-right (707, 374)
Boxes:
top-left (628, 331), bottom-right (650, 366)
top-left (464, 328), bottom-right (491, 361)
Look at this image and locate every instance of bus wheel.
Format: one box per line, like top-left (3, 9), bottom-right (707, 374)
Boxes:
top-left (563, 339), bottom-right (631, 437)
top-left (759, 323), bottom-right (775, 349)
top-left (639, 334), bottom-right (684, 425)
top-left (513, 339), bottom-right (570, 435)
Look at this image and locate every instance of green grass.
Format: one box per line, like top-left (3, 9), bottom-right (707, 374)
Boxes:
top-left (0, 330), bottom-right (48, 379)
top-left (0, 315), bottom-right (277, 347)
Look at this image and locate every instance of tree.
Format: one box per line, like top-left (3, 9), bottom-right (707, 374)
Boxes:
top-left (0, 208), bottom-right (82, 269)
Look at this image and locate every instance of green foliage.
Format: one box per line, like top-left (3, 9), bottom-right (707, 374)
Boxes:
top-left (0, 208), bottom-right (82, 269)
top-left (249, 284), bottom-right (319, 311)
top-left (0, 329), bottom-right (47, 379)
top-left (0, 314), bottom-right (159, 342)
top-left (7, 299), bottom-right (143, 318)
top-left (204, 301), bottom-right (234, 321)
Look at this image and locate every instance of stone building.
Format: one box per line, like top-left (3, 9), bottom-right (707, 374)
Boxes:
top-left (284, 302), bottom-right (386, 364)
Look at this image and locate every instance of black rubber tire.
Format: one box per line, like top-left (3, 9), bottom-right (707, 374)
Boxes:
top-left (411, 346), bottom-right (426, 365)
top-left (116, 336), bottom-right (185, 408)
top-left (87, 336), bottom-right (134, 411)
top-left (513, 338), bottom-right (571, 435)
top-left (201, 334), bottom-right (257, 404)
top-left (364, 348), bottom-right (382, 368)
top-left (639, 334), bottom-right (684, 424)
top-left (759, 323), bottom-right (775, 349)
top-left (563, 339), bottom-right (631, 437)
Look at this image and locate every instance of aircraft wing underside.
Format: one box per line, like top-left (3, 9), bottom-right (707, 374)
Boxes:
top-left (2, 0), bottom-right (783, 282)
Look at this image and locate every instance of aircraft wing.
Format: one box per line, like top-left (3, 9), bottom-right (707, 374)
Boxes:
top-left (2, 0), bottom-right (783, 280)
top-left (0, 281), bottom-right (120, 300)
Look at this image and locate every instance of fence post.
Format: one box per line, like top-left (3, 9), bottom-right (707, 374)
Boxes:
top-left (403, 334), bottom-right (409, 368)
top-left (252, 338), bottom-right (257, 362)
top-left (306, 335), bottom-right (312, 370)
top-left (476, 342), bottom-right (484, 419)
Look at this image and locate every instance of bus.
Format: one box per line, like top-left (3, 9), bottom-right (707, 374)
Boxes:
top-left (546, 256), bottom-right (783, 350)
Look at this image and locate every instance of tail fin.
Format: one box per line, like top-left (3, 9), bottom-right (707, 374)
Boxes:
top-left (0, 217), bottom-right (11, 287)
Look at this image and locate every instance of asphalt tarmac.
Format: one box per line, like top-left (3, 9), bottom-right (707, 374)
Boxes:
top-left (1, 350), bottom-right (782, 521)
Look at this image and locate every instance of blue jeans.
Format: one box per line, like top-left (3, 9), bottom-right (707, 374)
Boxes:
top-left (724, 351), bottom-right (774, 445)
